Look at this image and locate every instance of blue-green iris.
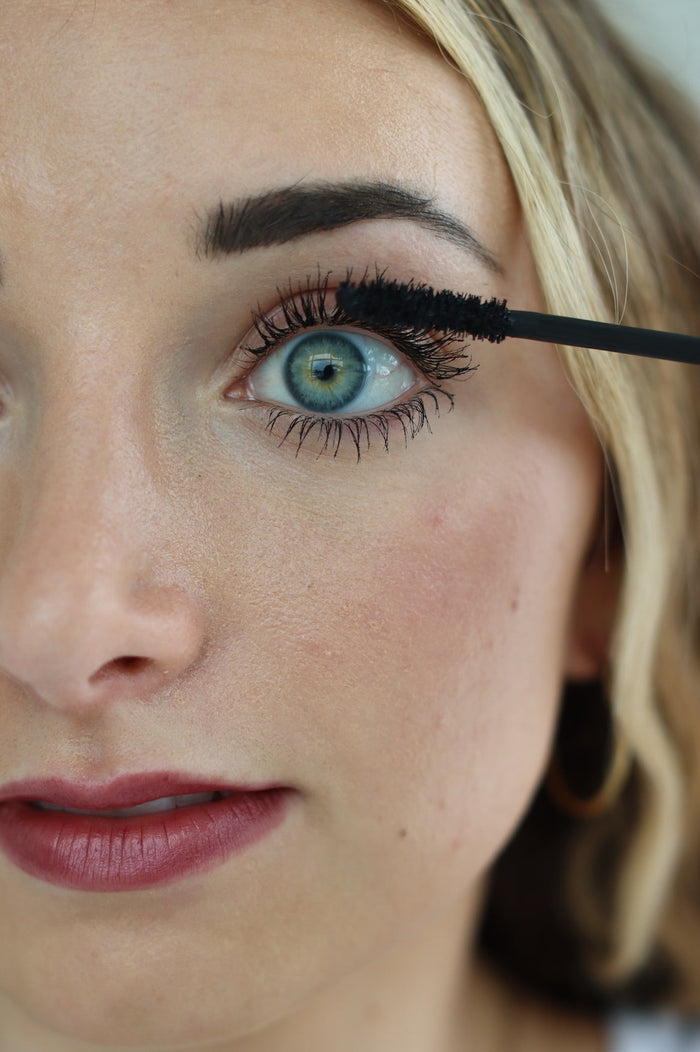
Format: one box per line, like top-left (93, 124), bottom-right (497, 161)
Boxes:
top-left (283, 333), bottom-right (368, 412)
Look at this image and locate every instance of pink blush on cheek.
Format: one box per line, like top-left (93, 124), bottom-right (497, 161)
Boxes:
top-left (291, 484), bottom-right (524, 752)
top-left (250, 451), bottom-right (584, 842)
top-left (376, 492), bottom-right (515, 647)
top-left (363, 489), bottom-right (569, 817)
top-left (296, 485), bottom-right (554, 865)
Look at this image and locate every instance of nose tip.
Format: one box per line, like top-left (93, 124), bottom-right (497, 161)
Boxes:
top-left (0, 568), bottom-right (207, 713)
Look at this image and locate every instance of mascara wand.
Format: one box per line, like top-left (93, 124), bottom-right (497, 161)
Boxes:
top-left (335, 278), bottom-right (700, 366)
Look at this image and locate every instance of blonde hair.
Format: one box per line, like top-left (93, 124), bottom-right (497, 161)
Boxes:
top-left (384, 0), bottom-right (700, 1013)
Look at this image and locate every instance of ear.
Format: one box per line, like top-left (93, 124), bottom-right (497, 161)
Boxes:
top-left (563, 512), bottom-right (624, 680)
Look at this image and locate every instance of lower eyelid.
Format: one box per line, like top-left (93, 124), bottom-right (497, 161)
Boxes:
top-left (258, 384), bottom-right (454, 461)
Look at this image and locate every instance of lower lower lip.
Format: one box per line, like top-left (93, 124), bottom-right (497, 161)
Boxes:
top-left (0, 789), bottom-right (290, 892)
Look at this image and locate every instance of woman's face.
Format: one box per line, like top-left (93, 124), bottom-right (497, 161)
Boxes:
top-left (0, 1), bottom-right (604, 1048)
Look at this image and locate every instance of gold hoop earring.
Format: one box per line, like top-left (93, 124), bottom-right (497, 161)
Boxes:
top-left (545, 679), bottom-right (633, 820)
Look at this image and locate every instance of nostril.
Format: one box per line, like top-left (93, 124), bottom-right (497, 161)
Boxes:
top-left (114, 656), bottom-right (147, 672)
top-left (89, 656), bottom-right (150, 684)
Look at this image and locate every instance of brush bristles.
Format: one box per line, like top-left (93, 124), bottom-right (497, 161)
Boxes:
top-left (336, 278), bottom-right (511, 342)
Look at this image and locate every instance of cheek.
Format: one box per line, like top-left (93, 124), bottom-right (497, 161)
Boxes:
top-left (254, 458), bottom-right (586, 851)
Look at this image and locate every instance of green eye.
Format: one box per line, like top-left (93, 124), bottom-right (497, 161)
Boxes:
top-left (283, 333), bottom-right (368, 413)
top-left (247, 327), bottom-right (418, 416)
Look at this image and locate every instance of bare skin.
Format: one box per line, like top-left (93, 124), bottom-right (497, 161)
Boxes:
top-left (0, 1), bottom-right (614, 1049)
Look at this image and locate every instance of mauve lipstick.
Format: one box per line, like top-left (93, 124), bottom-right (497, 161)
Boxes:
top-left (0, 772), bottom-right (292, 892)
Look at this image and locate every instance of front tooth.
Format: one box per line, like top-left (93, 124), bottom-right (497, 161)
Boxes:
top-left (36, 792), bottom-right (218, 817)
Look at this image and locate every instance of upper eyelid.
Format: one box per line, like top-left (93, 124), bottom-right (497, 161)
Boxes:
top-left (241, 268), bottom-right (346, 354)
top-left (235, 266), bottom-right (479, 387)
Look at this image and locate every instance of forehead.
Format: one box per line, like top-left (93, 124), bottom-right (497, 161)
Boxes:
top-left (0, 0), bottom-right (517, 269)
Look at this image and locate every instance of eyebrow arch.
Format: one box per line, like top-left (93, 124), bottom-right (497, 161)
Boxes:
top-left (194, 180), bottom-right (504, 275)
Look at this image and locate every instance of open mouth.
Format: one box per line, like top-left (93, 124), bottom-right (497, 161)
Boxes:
top-left (31, 790), bottom-right (234, 818)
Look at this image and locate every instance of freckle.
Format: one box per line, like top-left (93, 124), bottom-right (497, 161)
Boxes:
top-left (510, 595), bottom-right (520, 612)
top-left (398, 828), bottom-right (407, 839)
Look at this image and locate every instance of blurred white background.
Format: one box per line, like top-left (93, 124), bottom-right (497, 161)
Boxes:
top-left (603, 0), bottom-right (700, 114)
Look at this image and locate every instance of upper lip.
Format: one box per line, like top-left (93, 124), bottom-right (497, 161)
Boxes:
top-left (0, 773), bottom-right (273, 810)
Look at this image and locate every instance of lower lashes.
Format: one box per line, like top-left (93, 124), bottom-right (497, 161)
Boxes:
top-left (264, 386), bottom-right (452, 462)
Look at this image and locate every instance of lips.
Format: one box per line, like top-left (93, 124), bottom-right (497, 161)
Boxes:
top-left (0, 772), bottom-right (292, 891)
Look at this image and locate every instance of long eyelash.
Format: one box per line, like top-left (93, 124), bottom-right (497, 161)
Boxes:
top-left (242, 264), bottom-right (477, 460)
top-left (264, 387), bottom-right (454, 462)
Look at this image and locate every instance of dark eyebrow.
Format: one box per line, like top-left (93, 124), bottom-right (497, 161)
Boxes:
top-left (194, 180), bottom-right (504, 275)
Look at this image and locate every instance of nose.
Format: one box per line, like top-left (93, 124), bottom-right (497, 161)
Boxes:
top-left (0, 404), bottom-right (207, 714)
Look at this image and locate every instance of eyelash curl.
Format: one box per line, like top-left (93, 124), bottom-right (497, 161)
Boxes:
top-left (239, 265), bottom-right (479, 461)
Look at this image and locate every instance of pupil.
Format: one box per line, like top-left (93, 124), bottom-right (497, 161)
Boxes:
top-left (314, 362), bottom-right (336, 382)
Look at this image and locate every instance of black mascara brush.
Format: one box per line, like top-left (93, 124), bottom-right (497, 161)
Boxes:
top-left (335, 278), bottom-right (700, 366)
